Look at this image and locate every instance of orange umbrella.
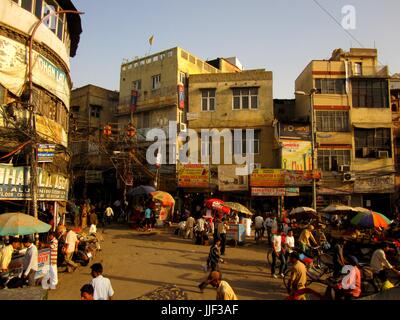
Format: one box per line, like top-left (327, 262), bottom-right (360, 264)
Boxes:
top-left (150, 191), bottom-right (175, 207)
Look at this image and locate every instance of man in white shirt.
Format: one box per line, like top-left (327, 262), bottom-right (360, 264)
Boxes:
top-left (64, 229), bottom-right (79, 273)
top-left (185, 215), bottom-right (195, 239)
top-left (90, 263), bottom-right (114, 300)
top-left (105, 206), bottom-right (114, 225)
top-left (271, 226), bottom-right (286, 278)
top-left (254, 214), bottom-right (264, 241)
top-left (22, 237), bottom-right (38, 286)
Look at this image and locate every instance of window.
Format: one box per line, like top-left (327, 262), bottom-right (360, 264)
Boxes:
top-left (355, 128), bottom-right (392, 158)
top-left (352, 79), bottom-right (389, 108)
top-left (232, 88), bottom-right (258, 110)
top-left (152, 74), bottom-right (161, 90)
top-left (133, 80), bottom-right (141, 91)
top-left (179, 72), bottom-right (187, 85)
top-left (233, 130), bottom-right (260, 155)
top-left (354, 62), bottom-right (362, 76)
top-left (201, 89), bottom-right (216, 111)
top-left (317, 149), bottom-right (351, 171)
top-left (315, 79), bottom-right (346, 94)
top-left (34, 0), bottom-right (43, 19)
top-left (90, 105), bottom-right (101, 118)
top-left (316, 111), bottom-right (349, 132)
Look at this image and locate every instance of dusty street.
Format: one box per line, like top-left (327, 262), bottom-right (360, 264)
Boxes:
top-left (48, 224), bottom-right (292, 300)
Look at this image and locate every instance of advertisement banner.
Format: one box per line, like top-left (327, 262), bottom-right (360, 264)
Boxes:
top-left (354, 174), bottom-right (395, 194)
top-left (279, 123), bottom-right (311, 140)
top-left (0, 165), bottom-right (69, 201)
top-left (218, 165), bottom-right (248, 191)
top-left (281, 140), bottom-right (312, 171)
top-left (251, 187), bottom-right (299, 196)
top-left (7, 248), bottom-right (51, 280)
top-left (0, 35), bottom-right (70, 110)
top-left (284, 170), bottom-right (321, 186)
top-left (178, 84), bottom-right (185, 110)
top-left (178, 164), bottom-right (209, 188)
top-left (37, 144), bottom-right (55, 163)
top-left (250, 169), bottom-right (285, 187)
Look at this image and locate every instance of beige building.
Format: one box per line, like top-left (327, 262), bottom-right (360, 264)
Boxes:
top-left (390, 75), bottom-right (400, 211)
top-left (116, 47), bottom-right (241, 192)
top-left (69, 85), bottom-right (119, 201)
top-left (295, 48), bottom-right (395, 214)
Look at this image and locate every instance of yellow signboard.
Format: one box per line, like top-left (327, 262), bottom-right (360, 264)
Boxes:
top-left (178, 164), bottom-right (209, 188)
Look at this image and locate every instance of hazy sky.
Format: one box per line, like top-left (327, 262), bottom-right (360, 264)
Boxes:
top-left (70, 0), bottom-right (400, 98)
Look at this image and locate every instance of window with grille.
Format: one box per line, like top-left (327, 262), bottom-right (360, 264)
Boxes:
top-left (315, 79), bottom-right (346, 94)
top-left (317, 149), bottom-right (351, 171)
top-left (352, 79), bottom-right (389, 108)
top-left (232, 88), bottom-right (259, 110)
top-left (152, 74), bottom-right (161, 90)
top-left (201, 89), bottom-right (216, 111)
top-left (233, 130), bottom-right (260, 155)
top-left (355, 128), bottom-right (392, 158)
top-left (316, 111), bottom-right (349, 132)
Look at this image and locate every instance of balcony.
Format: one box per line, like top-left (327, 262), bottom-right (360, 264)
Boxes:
top-left (349, 65), bottom-right (389, 78)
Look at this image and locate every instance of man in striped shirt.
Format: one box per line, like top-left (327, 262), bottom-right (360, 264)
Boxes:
top-left (42, 231), bottom-right (58, 290)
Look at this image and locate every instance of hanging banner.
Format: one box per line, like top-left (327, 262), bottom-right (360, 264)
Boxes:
top-left (178, 164), bottom-right (209, 188)
top-left (251, 187), bottom-right (300, 197)
top-left (178, 84), bottom-right (185, 110)
top-left (0, 35), bottom-right (70, 110)
top-left (218, 165), bottom-right (248, 191)
top-left (281, 140), bottom-right (312, 171)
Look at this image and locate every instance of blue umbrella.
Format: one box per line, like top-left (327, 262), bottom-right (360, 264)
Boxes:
top-left (128, 185), bottom-right (156, 197)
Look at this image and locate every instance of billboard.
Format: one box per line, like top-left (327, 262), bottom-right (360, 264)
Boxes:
top-left (178, 164), bottom-right (209, 188)
top-left (218, 165), bottom-right (248, 191)
top-left (281, 140), bottom-right (312, 171)
top-left (279, 123), bottom-right (311, 140)
top-left (354, 174), bottom-right (395, 194)
top-left (250, 169), bottom-right (285, 187)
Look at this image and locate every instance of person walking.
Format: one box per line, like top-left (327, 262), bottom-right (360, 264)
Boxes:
top-left (42, 231), bottom-right (58, 290)
top-left (90, 263), bottom-right (114, 300)
top-left (264, 215), bottom-right (273, 245)
top-left (198, 239), bottom-right (222, 291)
top-left (22, 237), bottom-right (38, 286)
top-left (64, 228), bottom-right (79, 273)
top-left (208, 271), bottom-right (238, 300)
top-left (80, 284), bottom-right (94, 300)
top-left (144, 205), bottom-right (152, 231)
top-left (271, 226), bottom-right (286, 278)
top-left (105, 205), bottom-right (114, 225)
top-left (185, 215), bottom-right (195, 239)
top-left (254, 213), bottom-right (264, 241)
top-left (217, 218), bottom-right (229, 255)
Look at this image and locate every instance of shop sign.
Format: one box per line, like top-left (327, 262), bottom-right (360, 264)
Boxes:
top-left (85, 170), bottom-right (103, 184)
top-left (36, 115), bottom-right (68, 148)
top-left (281, 140), bottom-right (312, 171)
top-left (37, 144), bottom-right (55, 163)
top-left (279, 123), bottom-right (310, 140)
top-left (178, 164), bottom-right (209, 188)
top-left (7, 248), bottom-right (50, 280)
top-left (354, 174), bottom-right (395, 194)
top-left (218, 165), bottom-right (248, 191)
top-left (178, 84), bottom-right (185, 110)
top-left (317, 184), bottom-right (353, 195)
top-left (251, 187), bottom-right (300, 196)
top-left (285, 187), bottom-right (300, 196)
top-left (285, 170), bottom-right (321, 186)
top-left (250, 169), bottom-right (285, 187)
top-left (0, 165), bottom-right (69, 201)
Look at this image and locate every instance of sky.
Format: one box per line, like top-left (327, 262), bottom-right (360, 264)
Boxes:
top-left (70, 0), bottom-right (400, 99)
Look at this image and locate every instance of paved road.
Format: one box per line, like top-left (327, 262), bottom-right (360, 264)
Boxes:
top-left (48, 225), bottom-right (292, 300)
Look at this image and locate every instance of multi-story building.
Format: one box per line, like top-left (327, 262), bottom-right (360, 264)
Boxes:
top-left (295, 48), bottom-right (395, 215)
top-left (0, 0), bottom-right (82, 213)
top-left (116, 47), bottom-right (240, 192)
top-left (69, 84), bottom-right (119, 202)
top-left (390, 75), bottom-right (400, 212)
top-left (187, 69), bottom-right (276, 210)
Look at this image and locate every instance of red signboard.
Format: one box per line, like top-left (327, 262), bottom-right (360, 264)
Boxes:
top-left (178, 84), bottom-right (185, 110)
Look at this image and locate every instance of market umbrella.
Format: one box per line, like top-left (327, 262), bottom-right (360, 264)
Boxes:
top-left (351, 210), bottom-right (392, 229)
top-left (222, 202), bottom-right (253, 216)
top-left (128, 185), bottom-right (156, 197)
top-left (150, 191), bottom-right (175, 207)
top-left (204, 198), bottom-right (230, 214)
top-left (0, 212), bottom-right (51, 236)
top-left (321, 204), bottom-right (357, 213)
top-left (289, 207), bottom-right (317, 215)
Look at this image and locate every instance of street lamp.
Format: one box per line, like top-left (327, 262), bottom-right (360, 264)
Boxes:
top-left (295, 89), bottom-right (318, 210)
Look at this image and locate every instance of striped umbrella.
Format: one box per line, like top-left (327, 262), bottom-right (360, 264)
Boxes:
top-left (350, 210), bottom-right (392, 229)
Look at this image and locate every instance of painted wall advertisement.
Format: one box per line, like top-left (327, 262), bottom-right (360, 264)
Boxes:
top-left (218, 165), bottom-right (248, 191)
top-left (8, 248), bottom-right (50, 280)
top-left (281, 140), bottom-right (312, 171)
top-left (178, 164), bottom-right (209, 188)
top-left (354, 174), bottom-right (395, 194)
top-left (0, 165), bottom-right (68, 200)
top-left (37, 144), bottom-right (55, 163)
top-left (0, 35), bottom-right (70, 109)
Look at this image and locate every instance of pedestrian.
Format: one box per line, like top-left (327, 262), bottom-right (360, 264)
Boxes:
top-left (0, 238), bottom-right (20, 272)
top-left (90, 263), bottom-right (114, 300)
top-left (271, 226), bottom-right (286, 278)
top-left (89, 209), bottom-right (98, 227)
top-left (208, 271), bottom-right (238, 300)
top-left (254, 213), bottom-right (264, 241)
top-left (80, 284), bottom-right (94, 300)
top-left (264, 214), bottom-right (273, 245)
top-left (41, 231), bottom-right (58, 290)
top-left (217, 218), bottom-right (229, 255)
top-left (285, 230), bottom-right (295, 258)
top-left (105, 205), bottom-right (114, 225)
top-left (64, 228), bottom-right (79, 273)
top-left (195, 216), bottom-right (206, 245)
top-left (286, 252), bottom-right (307, 299)
top-left (22, 236), bottom-right (38, 286)
top-left (198, 239), bottom-right (222, 291)
top-left (185, 215), bottom-right (195, 239)
top-left (271, 216), bottom-right (278, 235)
top-left (144, 205), bottom-right (152, 231)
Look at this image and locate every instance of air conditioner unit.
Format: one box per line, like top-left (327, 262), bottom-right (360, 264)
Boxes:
top-left (343, 172), bottom-right (356, 182)
top-left (339, 165), bottom-right (351, 173)
top-left (178, 123), bottom-right (187, 133)
top-left (378, 151), bottom-right (389, 159)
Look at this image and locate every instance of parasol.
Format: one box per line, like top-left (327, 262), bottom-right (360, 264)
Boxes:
top-left (222, 202), bottom-right (253, 216)
top-left (0, 212), bottom-right (51, 236)
top-left (289, 207), bottom-right (317, 215)
top-left (128, 185), bottom-right (156, 197)
top-left (321, 204), bottom-right (357, 214)
top-left (150, 191), bottom-right (175, 207)
top-left (204, 198), bottom-right (230, 214)
top-left (351, 210), bottom-right (392, 229)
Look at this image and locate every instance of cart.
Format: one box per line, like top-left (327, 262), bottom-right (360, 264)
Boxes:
top-left (226, 224), bottom-right (246, 246)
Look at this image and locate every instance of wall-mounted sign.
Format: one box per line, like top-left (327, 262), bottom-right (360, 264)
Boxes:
top-left (251, 187), bottom-right (300, 197)
top-left (178, 164), bottom-right (209, 188)
top-left (218, 165), bottom-right (248, 191)
top-left (130, 90), bottom-right (138, 112)
top-left (38, 144), bottom-right (55, 163)
top-left (281, 140), bottom-right (312, 171)
top-left (178, 84), bottom-right (185, 110)
top-left (85, 170), bottom-right (103, 184)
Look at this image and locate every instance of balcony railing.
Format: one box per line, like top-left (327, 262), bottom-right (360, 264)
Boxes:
top-left (349, 65), bottom-right (389, 78)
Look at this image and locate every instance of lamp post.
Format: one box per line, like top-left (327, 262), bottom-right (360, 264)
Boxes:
top-left (27, 9), bottom-right (84, 226)
top-left (295, 89), bottom-right (317, 210)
